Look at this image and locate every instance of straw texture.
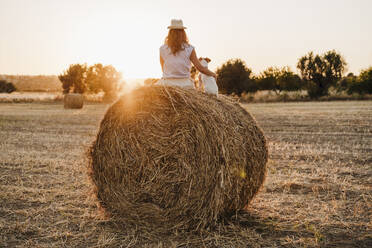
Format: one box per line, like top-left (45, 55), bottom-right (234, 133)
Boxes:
top-left (64, 93), bottom-right (83, 109)
top-left (88, 86), bottom-right (268, 232)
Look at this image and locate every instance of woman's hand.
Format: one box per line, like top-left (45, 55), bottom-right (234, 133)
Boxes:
top-left (190, 49), bottom-right (217, 79)
top-left (211, 72), bottom-right (217, 81)
top-left (208, 71), bottom-right (217, 81)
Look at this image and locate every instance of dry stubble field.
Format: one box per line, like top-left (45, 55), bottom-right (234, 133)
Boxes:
top-left (0, 100), bottom-right (371, 247)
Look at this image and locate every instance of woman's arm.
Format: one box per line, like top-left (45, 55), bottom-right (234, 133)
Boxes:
top-left (160, 55), bottom-right (164, 72)
top-left (190, 49), bottom-right (217, 79)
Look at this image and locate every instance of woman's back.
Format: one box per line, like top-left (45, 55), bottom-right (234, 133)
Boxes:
top-left (160, 43), bottom-right (194, 79)
top-left (158, 19), bottom-right (216, 89)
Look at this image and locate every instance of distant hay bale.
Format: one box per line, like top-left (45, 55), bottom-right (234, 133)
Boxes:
top-left (88, 86), bottom-right (268, 231)
top-left (64, 93), bottom-right (83, 109)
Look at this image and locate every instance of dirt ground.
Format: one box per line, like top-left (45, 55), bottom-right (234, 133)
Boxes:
top-left (0, 100), bottom-right (371, 247)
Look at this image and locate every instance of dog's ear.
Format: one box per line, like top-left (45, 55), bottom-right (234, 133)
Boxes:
top-left (199, 57), bottom-right (203, 61)
top-left (205, 57), bottom-right (211, 63)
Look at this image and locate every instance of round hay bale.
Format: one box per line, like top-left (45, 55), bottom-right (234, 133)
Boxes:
top-left (64, 93), bottom-right (83, 109)
top-left (88, 86), bottom-right (268, 231)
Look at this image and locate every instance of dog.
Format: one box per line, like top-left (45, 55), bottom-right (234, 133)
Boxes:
top-left (198, 57), bottom-right (218, 96)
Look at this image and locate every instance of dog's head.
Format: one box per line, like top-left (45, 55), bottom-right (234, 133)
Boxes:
top-left (199, 57), bottom-right (211, 63)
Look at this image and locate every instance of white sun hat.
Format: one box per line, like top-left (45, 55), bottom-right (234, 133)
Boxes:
top-left (167, 19), bottom-right (187, 29)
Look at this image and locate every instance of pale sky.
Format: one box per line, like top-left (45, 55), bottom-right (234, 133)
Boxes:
top-left (0, 0), bottom-right (371, 80)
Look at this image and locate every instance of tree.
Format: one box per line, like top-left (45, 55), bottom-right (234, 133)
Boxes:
top-left (347, 67), bottom-right (372, 95)
top-left (58, 64), bottom-right (87, 94)
top-left (216, 59), bottom-right (256, 95)
top-left (86, 64), bottom-right (122, 100)
top-left (297, 50), bottom-right (347, 98)
top-left (258, 66), bottom-right (303, 94)
top-left (59, 63), bottom-right (122, 100)
top-left (86, 64), bottom-right (103, 94)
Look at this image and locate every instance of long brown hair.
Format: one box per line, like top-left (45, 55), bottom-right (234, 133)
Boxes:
top-left (165, 29), bottom-right (189, 55)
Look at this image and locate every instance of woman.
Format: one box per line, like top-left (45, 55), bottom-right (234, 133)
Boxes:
top-left (158, 19), bottom-right (217, 89)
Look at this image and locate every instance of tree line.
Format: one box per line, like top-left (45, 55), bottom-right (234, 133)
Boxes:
top-left (3, 50), bottom-right (370, 100)
top-left (58, 63), bottom-right (122, 100)
top-left (216, 50), bottom-right (372, 98)
top-left (59, 52), bottom-right (371, 100)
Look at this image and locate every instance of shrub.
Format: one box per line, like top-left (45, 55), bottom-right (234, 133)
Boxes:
top-left (337, 68), bottom-right (372, 95)
top-left (335, 73), bottom-right (357, 93)
top-left (216, 59), bottom-right (257, 95)
top-left (258, 66), bottom-right (303, 94)
top-left (353, 67), bottom-right (372, 95)
top-left (0, 80), bottom-right (16, 93)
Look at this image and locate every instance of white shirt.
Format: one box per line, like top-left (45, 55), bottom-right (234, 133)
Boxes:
top-left (160, 43), bottom-right (194, 79)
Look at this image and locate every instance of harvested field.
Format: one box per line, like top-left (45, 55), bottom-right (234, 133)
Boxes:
top-left (0, 101), bottom-right (371, 247)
